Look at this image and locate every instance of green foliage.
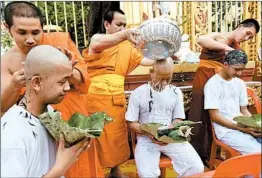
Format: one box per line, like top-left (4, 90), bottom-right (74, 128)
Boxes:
top-left (68, 112), bottom-right (113, 137)
top-left (140, 121), bottom-right (201, 143)
top-left (233, 114), bottom-right (261, 130)
top-left (36, 1), bottom-right (90, 48)
top-left (38, 110), bottom-right (113, 147)
top-left (1, 29), bottom-right (13, 50)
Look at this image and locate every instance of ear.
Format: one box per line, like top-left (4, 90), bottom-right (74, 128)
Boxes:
top-left (3, 22), bottom-right (12, 36)
top-left (30, 75), bottom-right (42, 92)
top-left (104, 21), bottom-right (110, 31)
top-left (223, 62), bottom-right (229, 67)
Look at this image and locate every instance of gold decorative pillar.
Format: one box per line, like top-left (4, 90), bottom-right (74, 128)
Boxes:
top-left (182, 2), bottom-right (193, 49)
top-left (192, 2), bottom-right (209, 52)
top-left (242, 1), bottom-right (261, 61)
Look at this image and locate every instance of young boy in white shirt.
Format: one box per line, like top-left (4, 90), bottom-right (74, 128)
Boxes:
top-left (1, 45), bottom-right (90, 177)
top-left (126, 58), bottom-right (204, 177)
top-left (204, 49), bottom-right (261, 154)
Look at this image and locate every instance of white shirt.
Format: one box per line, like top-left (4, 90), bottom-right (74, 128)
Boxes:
top-left (204, 74), bottom-right (248, 139)
top-left (1, 105), bottom-right (57, 177)
top-left (126, 83), bottom-right (185, 142)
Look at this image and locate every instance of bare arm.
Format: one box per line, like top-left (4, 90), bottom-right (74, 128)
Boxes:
top-left (140, 58), bottom-right (154, 66)
top-left (209, 109), bottom-right (260, 137)
top-left (127, 121), bottom-right (145, 135)
top-left (1, 57), bottom-right (25, 114)
top-left (89, 29), bottom-right (138, 53)
top-left (43, 136), bottom-right (90, 178)
top-left (209, 109), bottom-right (244, 131)
top-left (240, 106), bottom-right (252, 117)
top-left (197, 33), bottom-right (234, 51)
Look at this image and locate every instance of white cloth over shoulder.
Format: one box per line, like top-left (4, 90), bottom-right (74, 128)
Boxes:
top-left (1, 105), bottom-right (56, 177)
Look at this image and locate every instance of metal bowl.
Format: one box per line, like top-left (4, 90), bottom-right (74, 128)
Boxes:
top-left (137, 18), bottom-right (182, 60)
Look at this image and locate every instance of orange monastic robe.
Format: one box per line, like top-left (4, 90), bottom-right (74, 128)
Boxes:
top-left (82, 41), bottom-right (143, 167)
top-left (41, 32), bottom-right (104, 177)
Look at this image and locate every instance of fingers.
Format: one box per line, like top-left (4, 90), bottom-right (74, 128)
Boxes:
top-left (58, 134), bottom-right (65, 150)
top-left (14, 68), bottom-right (25, 76)
top-left (73, 138), bottom-right (89, 156)
top-left (71, 60), bottom-right (78, 67)
top-left (57, 46), bottom-right (75, 63)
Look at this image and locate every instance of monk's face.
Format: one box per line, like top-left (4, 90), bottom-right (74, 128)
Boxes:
top-left (105, 12), bottom-right (126, 34)
top-left (8, 17), bottom-right (43, 53)
top-left (40, 64), bottom-right (72, 104)
top-left (235, 26), bottom-right (256, 43)
top-left (225, 63), bottom-right (246, 78)
top-left (150, 68), bottom-right (173, 92)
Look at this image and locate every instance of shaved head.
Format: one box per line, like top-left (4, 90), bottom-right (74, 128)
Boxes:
top-left (152, 57), bottom-right (174, 75)
top-left (25, 45), bottom-right (71, 81)
top-left (150, 57), bottom-right (174, 91)
top-left (24, 45), bottom-right (72, 106)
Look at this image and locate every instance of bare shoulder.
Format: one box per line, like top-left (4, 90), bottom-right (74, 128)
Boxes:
top-left (1, 48), bottom-right (26, 74)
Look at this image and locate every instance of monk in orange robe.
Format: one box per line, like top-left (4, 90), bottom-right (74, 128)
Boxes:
top-left (188, 19), bottom-right (260, 164)
top-left (82, 9), bottom-right (154, 177)
top-left (1, 2), bottom-right (104, 177)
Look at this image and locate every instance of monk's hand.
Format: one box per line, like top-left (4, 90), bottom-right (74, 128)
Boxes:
top-left (57, 46), bottom-right (78, 66)
top-left (124, 28), bottom-right (139, 45)
top-left (224, 46), bottom-right (234, 55)
top-left (54, 135), bottom-right (90, 174)
top-left (12, 68), bottom-right (26, 90)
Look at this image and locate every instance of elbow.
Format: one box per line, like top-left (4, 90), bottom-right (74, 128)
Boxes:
top-left (91, 42), bottom-right (102, 53)
top-left (196, 37), bottom-right (204, 46)
top-left (90, 35), bottom-right (103, 52)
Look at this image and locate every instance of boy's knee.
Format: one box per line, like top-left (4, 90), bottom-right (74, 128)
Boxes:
top-left (137, 166), bottom-right (160, 178)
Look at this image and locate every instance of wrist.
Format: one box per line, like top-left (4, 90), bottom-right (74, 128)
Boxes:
top-left (44, 164), bottom-right (64, 178)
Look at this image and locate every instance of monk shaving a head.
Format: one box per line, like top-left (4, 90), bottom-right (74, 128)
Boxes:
top-left (1, 2), bottom-right (103, 177)
top-left (126, 57), bottom-right (204, 177)
top-left (1, 45), bottom-right (90, 177)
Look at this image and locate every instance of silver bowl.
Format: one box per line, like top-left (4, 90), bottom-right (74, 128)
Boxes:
top-left (137, 18), bottom-right (182, 60)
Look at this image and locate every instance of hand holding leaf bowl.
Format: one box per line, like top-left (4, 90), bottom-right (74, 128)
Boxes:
top-left (140, 121), bottom-right (201, 143)
top-left (233, 114), bottom-right (261, 132)
top-left (38, 111), bottom-right (113, 147)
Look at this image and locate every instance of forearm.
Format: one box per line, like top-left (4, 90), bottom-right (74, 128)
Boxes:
top-left (197, 37), bottom-right (230, 51)
top-left (43, 165), bottom-right (64, 178)
top-left (91, 31), bottom-right (127, 52)
top-left (241, 107), bottom-right (252, 117)
top-left (140, 58), bottom-right (154, 66)
top-left (127, 121), bottom-right (146, 135)
top-left (211, 114), bottom-right (245, 132)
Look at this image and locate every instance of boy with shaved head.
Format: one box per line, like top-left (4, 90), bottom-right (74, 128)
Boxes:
top-left (1, 45), bottom-right (89, 177)
top-left (1, 2), bottom-right (103, 177)
top-left (126, 58), bottom-right (204, 177)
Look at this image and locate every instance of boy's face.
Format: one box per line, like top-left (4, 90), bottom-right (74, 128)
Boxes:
top-left (225, 63), bottom-right (246, 78)
top-left (40, 63), bottom-right (72, 104)
top-left (8, 16), bottom-right (43, 53)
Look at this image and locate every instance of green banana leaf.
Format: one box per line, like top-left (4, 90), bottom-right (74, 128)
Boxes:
top-left (233, 114), bottom-right (261, 131)
top-left (140, 121), bottom-right (201, 143)
top-left (38, 110), bottom-right (113, 147)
